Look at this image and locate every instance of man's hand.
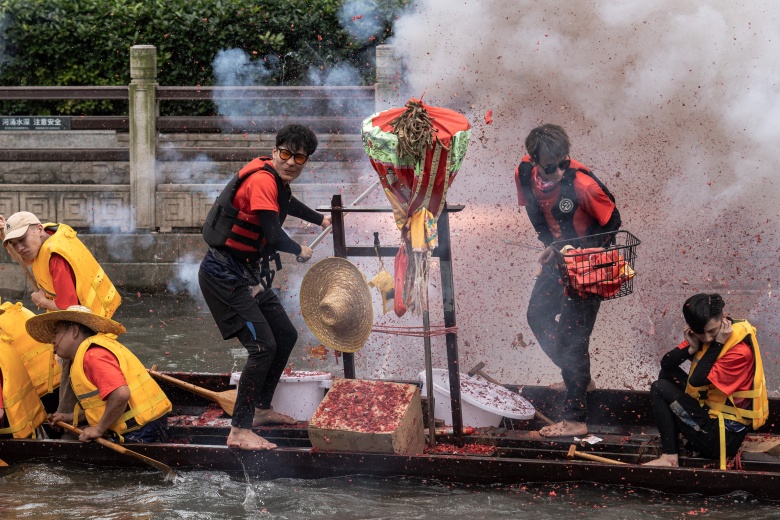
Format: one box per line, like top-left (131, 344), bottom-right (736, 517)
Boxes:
top-left (538, 246), bottom-right (555, 265)
top-left (0, 408), bottom-right (5, 422)
top-left (31, 288), bottom-right (56, 310)
top-left (48, 412), bottom-right (73, 427)
top-left (321, 216), bottom-right (332, 230)
top-left (0, 215), bottom-right (6, 231)
top-left (298, 245), bottom-right (313, 262)
top-left (684, 326), bottom-right (701, 354)
top-left (78, 425), bottom-right (105, 443)
top-left (715, 317), bottom-right (733, 344)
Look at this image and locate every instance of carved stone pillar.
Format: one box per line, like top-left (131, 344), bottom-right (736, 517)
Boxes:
top-left (129, 45), bottom-right (158, 230)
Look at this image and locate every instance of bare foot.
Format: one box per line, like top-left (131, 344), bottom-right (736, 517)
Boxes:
top-left (252, 408), bottom-right (297, 427)
top-left (227, 427), bottom-right (277, 450)
top-left (539, 420), bottom-right (588, 437)
top-left (642, 454), bottom-right (679, 467)
top-left (548, 380), bottom-right (597, 392)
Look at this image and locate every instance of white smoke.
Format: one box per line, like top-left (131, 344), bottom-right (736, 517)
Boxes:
top-left (212, 48), bottom-right (275, 118)
top-left (338, 0), bottom-right (386, 43)
top-left (368, 0), bottom-right (780, 390)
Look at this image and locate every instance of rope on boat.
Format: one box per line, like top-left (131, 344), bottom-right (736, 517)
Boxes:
top-left (372, 324), bottom-right (458, 337)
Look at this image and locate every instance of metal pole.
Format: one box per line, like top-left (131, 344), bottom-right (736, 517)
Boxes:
top-left (297, 180), bottom-right (381, 262)
top-left (329, 194), bottom-right (355, 379)
top-left (438, 205), bottom-right (464, 440)
top-left (423, 304), bottom-right (436, 448)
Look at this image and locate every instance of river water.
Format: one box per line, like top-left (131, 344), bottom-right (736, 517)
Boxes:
top-left (1, 292), bottom-right (779, 518)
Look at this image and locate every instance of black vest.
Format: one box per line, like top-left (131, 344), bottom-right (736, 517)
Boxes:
top-left (517, 160), bottom-right (615, 241)
top-left (202, 159), bottom-right (291, 263)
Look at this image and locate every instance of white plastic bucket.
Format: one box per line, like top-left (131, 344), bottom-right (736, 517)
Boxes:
top-left (418, 369), bottom-right (535, 427)
top-left (230, 370), bottom-right (333, 421)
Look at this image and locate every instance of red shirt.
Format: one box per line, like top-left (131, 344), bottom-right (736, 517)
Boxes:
top-left (515, 158), bottom-right (615, 240)
top-left (224, 161), bottom-right (280, 252)
top-left (679, 340), bottom-right (755, 409)
top-left (83, 346), bottom-right (127, 400)
top-left (709, 342), bottom-right (755, 409)
top-left (44, 228), bottom-right (78, 310)
top-left (233, 169), bottom-right (280, 214)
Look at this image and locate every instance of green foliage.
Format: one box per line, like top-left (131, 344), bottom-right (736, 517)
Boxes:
top-left (0, 0), bottom-right (405, 115)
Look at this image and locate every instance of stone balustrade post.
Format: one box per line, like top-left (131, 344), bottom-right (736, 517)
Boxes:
top-left (375, 45), bottom-right (404, 111)
top-left (129, 45), bottom-right (158, 231)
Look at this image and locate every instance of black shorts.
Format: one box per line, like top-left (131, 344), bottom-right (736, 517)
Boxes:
top-left (198, 267), bottom-right (276, 340)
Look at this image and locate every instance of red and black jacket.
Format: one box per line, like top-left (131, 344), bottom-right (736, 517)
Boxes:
top-left (516, 159), bottom-right (621, 246)
top-left (202, 158), bottom-right (291, 263)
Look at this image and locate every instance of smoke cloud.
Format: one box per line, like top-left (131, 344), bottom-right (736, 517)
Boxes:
top-left (362, 0), bottom-right (780, 391)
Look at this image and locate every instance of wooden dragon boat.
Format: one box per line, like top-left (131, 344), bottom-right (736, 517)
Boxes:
top-left (2, 371), bottom-right (780, 500)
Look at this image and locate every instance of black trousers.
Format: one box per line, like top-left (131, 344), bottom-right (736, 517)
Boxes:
top-left (199, 269), bottom-right (297, 429)
top-left (526, 268), bottom-right (600, 423)
top-left (650, 370), bottom-right (747, 458)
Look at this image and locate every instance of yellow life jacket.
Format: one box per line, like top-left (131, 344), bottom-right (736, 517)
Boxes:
top-left (0, 301), bottom-right (61, 397)
top-left (69, 334), bottom-right (171, 435)
top-left (31, 223), bottom-right (121, 318)
top-left (0, 342), bottom-right (47, 438)
top-left (685, 319), bottom-right (768, 469)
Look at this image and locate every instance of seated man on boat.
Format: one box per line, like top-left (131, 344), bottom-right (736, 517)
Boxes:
top-left (644, 293), bottom-right (768, 469)
top-left (26, 306), bottom-right (172, 443)
top-left (199, 124), bottom-right (331, 450)
top-left (1, 211), bottom-right (122, 432)
top-left (0, 306), bottom-right (47, 439)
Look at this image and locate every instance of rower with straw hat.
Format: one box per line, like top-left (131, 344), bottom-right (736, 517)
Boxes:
top-left (26, 306), bottom-right (172, 443)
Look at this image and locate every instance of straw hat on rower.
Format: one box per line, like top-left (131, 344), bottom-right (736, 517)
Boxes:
top-left (300, 257), bottom-right (374, 353)
top-left (26, 305), bottom-right (126, 343)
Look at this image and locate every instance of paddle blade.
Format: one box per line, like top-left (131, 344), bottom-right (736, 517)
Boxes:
top-left (55, 420), bottom-right (177, 478)
top-left (0, 458), bottom-right (8, 467)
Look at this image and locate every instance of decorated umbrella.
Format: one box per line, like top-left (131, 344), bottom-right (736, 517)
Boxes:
top-left (362, 99), bottom-right (471, 445)
top-left (361, 99), bottom-right (471, 317)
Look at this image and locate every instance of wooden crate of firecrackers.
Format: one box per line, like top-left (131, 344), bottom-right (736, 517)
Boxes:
top-left (308, 378), bottom-right (425, 455)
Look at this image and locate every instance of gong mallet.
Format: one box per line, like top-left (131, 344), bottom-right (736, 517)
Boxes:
top-left (467, 361), bottom-right (555, 426)
top-left (567, 444), bottom-right (627, 465)
top-left (296, 180), bottom-right (382, 263)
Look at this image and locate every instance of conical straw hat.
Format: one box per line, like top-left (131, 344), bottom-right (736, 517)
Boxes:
top-left (26, 305), bottom-right (126, 343)
top-left (300, 257), bottom-right (373, 353)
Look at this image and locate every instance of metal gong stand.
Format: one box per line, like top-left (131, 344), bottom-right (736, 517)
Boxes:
top-left (319, 195), bottom-right (466, 446)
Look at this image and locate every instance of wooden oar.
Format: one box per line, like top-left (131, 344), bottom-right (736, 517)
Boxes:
top-left (55, 420), bottom-right (177, 478)
top-left (149, 369), bottom-right (236, 416)
top-left (0, 458), bottom-right (8, 467)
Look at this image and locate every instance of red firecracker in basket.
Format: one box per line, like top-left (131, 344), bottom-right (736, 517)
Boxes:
top-left (563, 247), bottom-right (635, 299)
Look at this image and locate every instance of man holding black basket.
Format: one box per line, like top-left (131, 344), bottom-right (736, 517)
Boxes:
top-left (514, 123), bottom-right (622, 437)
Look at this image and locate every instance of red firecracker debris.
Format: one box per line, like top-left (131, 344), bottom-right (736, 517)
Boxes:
top-left (310, 379), bottom-right (415, 433)
top-left (485, 110), bottom-right (493, 125)
top-left (424, 442), bottom-right (496, 456)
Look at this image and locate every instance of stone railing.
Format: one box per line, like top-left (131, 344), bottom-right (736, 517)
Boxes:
top-left (0, 44), bottom-right (404, 232)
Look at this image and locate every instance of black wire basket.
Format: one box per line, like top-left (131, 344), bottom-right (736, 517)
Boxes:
top-left (550, 230), bottom-right (640, 301)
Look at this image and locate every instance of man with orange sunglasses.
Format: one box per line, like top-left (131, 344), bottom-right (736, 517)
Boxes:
top-left (200, 124), bottom-right (331, 450)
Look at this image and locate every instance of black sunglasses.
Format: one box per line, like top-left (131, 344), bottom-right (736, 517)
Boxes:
top-left (535, 159), bottom-right (570, 175)
top-left (277, 148), bottom-right (308, 165)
